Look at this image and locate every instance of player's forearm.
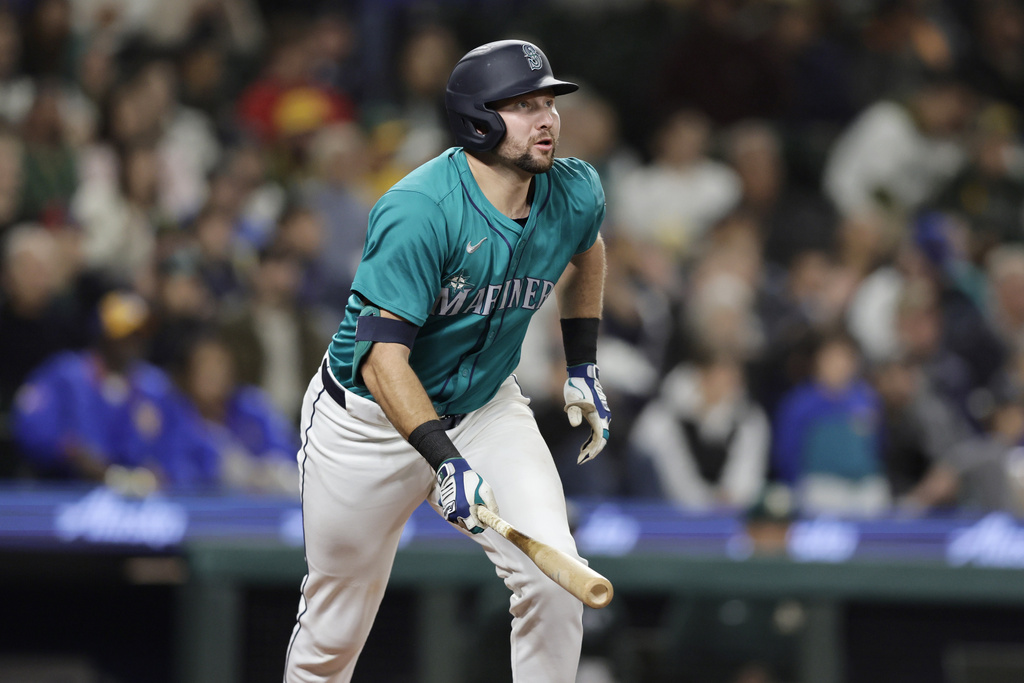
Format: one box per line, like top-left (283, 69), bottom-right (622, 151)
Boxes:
top-left (360, 343), bottom-right (439, 440)
top-left (556, 235), bottom-right (606, 319)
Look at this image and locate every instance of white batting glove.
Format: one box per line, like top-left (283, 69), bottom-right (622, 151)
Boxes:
top-left (563, 363), bottom-right (611, 465)
top-left (435, 458), bottom-right (498, 534)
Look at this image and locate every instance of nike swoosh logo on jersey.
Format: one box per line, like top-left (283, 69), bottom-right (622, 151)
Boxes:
top-left (466, 238), bottom-right (487, 253)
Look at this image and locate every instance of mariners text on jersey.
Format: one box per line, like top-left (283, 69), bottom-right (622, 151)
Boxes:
top-left (433, 273), bottom-right (556, 316)
top-left (327, 147), bottom-right (606, 416)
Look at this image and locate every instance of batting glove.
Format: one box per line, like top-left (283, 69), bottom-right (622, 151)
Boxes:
top-left (435, 457), bottom-right (498, 534)
top-left (563, 363), bottom-right (611, 465)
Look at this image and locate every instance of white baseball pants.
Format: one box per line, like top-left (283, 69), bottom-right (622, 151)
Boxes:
top-left (283, 362), bottom-right (584, 682)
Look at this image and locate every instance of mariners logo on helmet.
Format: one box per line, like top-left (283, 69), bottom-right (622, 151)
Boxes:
top-left (523, 44), bottom-right (543, 71)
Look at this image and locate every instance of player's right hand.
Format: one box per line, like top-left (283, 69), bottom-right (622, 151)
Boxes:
top-left (435, 457), bottom-right (498, 534)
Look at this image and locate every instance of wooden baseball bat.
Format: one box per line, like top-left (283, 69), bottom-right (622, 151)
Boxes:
top-left (476, 506), bottom-right (613, 609)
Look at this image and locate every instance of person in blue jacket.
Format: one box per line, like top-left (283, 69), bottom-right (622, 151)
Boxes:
top-left (772, 327), bottom-right (890, 516)
top-left (169, 333), bottom-right (301, 496)
top-left (11, 290), bottom-right (219, 492)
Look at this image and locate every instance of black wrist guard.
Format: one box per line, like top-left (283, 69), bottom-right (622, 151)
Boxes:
top-left (408, 419), bottom-right (462, 472)
top-left (560, 317), bottom-right (600, 367)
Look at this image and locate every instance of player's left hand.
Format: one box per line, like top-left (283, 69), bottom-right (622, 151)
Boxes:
top-left (435, 457), bottom-right (498, 534)
top-left (563, 363), bottom-right (611, 465)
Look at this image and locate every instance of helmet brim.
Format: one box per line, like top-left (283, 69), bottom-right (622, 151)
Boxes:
top-left (484, 77), bottom-right (579, 106)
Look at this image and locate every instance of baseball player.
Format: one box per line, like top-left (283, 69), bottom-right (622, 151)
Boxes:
top-left (284, 40), bottom-right (610, 683)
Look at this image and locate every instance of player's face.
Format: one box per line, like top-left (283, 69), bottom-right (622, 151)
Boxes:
top-left (491, 89), bottom-right (560, 174)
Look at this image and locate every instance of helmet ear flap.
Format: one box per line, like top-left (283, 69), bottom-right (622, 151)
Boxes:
top-left (447, 105), bottom-right (506, 153)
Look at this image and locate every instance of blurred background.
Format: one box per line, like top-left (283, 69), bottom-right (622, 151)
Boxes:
top-left (5, 0), bottom-right (1024, 682)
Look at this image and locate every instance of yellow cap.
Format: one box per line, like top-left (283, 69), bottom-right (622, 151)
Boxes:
top-left (98, 291), bottom-right (149, 339)
top-left (273, 87), bottom-right (335, 137)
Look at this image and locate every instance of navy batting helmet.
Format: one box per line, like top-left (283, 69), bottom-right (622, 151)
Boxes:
top-left (445, 40), bottom-right (578, 152)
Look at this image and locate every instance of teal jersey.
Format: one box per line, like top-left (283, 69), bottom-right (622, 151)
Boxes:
top-left (327, 147), bottom-right (605, 416)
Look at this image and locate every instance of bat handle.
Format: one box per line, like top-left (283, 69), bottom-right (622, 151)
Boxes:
top-left (476, 506), bottom-right (509, 535)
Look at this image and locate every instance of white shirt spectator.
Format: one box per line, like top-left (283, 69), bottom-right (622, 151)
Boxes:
top-left (824, 100), bottom-right (965, 218)
top-left (612, 160), bottom-right (741, 252)
top-left (628, 361), bottom-right (769, 509)
top-left (611, 109), bottom-right (741, 256)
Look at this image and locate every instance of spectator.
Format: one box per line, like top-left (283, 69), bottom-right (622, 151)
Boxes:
top-left (20, 0), bottom-right (75, 82)
top-left (679, 213), bottom-right (768, 366)
top-left (297, 124), bottom-right (375, 322)
top-left (68, 0), bottom-right (151, 49)
top-left (142, 0), bottom-right (265, 55)
top-left (767, 0), bottom-right (856, 135)
top-left (846, 242), bottom-right (911, 365)
top-left (71, 137), bottom-right (166, 292)
top-left (131, 59), bottom-right (222, 223)
top-left (723, 119), bottom-right (838, 270)
top-left (218, 243), bottom-right (325, 423)
top-left (0, 224), bottom-right (87, 475)
top-left (19, 82), bottom-right (78, 225)
top-left (387, 23), bottom-right (461, 171)
top-left (235, 15), bottom-right (355, 146)
top-left (189, 204), bottom-right (251, 306)
top-left (932, 102), bottom-right (1024, 258)
top-left (984, 244), bottom-right (1024, 352)
top-left (0, 123), bottom-right (24, 230)
top-left (627, 350), bottom-right (770, 510)
top-left (848, 213), bottom-right (1005, 394)
top-left (912, 213), bottom-right (1006, 411)
top-left (76, 82), bottom-right (144, 192)
top-left (170, 333), bottom-right (299, 497)
top-left (833, 210), bottom-right (895, 282)
top-left (270, 202), bottom-right (341, 331)
top-left (943, 376), bottom-right (1024, 513)
top-left (0, 224), bottom-right (86, 406)
top-left (611, 109), bottom-right (741, 268)
top-left (891, 276), bottom-right (977, 424)
top-left (175, 34), bottom-right (236, 128)
top-left (959, 0), bottom-right (1024, 114)
top-left (208, 142), bottom-right (288, 252)
top-left (0, 8), bottom-right (34, 126)
top-left (871, 355), bottom-right (971, 512)
top-left (772, 328), bottom-right (889, 516)
top-left (73, 36), bottom-right (118, 119)
top-left (848, 0), bottom-right (961, 108)
top-left (146, 247), bottom-right (218, 370)
top-left (823, 75), bottom-right (974, 221)
top-left (749, 249), bottom-right (835, 418)
top-left (10, 290), bottom-right (219, 492)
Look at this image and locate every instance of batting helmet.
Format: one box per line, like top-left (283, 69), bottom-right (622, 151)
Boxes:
top-left (445, 40), bottom-right (578, 152)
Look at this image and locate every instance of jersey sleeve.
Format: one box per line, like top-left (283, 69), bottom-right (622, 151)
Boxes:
top-left (565, 158), bottom-right (606, 255)
top-left (350, 189), bottom-right (448, 326)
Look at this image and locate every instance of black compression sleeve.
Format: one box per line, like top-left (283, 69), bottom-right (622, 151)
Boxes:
top-left (408, 420), bottom-right (462, 472)
top-left (560, 317), bottom-right (600, 366)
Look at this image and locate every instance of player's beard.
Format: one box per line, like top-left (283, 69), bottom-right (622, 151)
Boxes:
top-left (496, 135), bottom-right (557, 174)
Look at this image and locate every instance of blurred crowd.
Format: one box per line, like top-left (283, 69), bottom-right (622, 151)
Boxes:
top-left (3, 0), bottom-right (1024, 518)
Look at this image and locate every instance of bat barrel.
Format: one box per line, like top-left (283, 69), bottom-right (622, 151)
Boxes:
top-left (476, 506), bottom-right (614, 609)
top-left (584, 576), bottom-right (613, 609)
